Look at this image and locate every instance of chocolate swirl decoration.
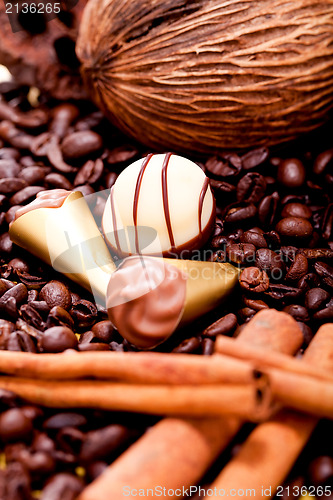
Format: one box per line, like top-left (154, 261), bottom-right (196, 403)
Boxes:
top-left (108, 153), bottom-right (215, 256)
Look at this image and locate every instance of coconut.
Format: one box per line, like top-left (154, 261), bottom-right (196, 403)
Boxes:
top-left (76, 0), bottom-right (333, 153)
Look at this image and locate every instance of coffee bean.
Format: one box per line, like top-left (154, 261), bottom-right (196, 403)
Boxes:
top-left (224, 203), bottom-right (257, 224)
top-left (5, 205), bottom-right (22, 224)
top-left (202, 337), bottom-right (215, 355)
top-left (205, 155), bottom-right (241, 179)
top-left (308, 456), bottom-right (333, 487)
top-left (242, 297), bottom-right (269, 311)
top-left (276, 217), bottom-right (313, 240)
top-left (277, 158), bottom-right (306, 188)
top-left (265, 283), bottom-right (303, 302)
top-left (45, 306), bottom-right (74, 330)
top-left (19, 166), bottom-right (49, 185)
top-left (75, 111), bottom-right (104, 131)
top-left (281, 203), bottom-right (312, 219)
top-left (73, 184), bottom-right (95, 197)
top-left (8, 257), bottom-right (29, 273)
top-left (3, 461), bottom-right (32, 500)
top-left (238, 307), bottom-right (256, 322)
top-left (61, 130), bottom-right (103, 159)
top-left (0, 120), bottom-right (33, 149)
top-left (321, 203), bottom-right (333, 240)
top-left (50, 103), bottom-right (79, 138)
top-left (0, 177), bottom-right (26, 195)
top-left (298, 272), bottom-right (321, 292)
top-left (0, 159), bottom-right (21, 178)
top-left (239, 267), bottom-right (270, 293)
top-left (283, 304), bottom-right (309, 322)
top-left (0, 283), bottom-right (28, 305)
top-left (70, 299), bottom-right (98, 328)
top-left (40, 281), bottom-right (72, 311)
top-left (40, 326), bottom-right (78, 353)
top-left (241, 147), bottom-right (269, 169)
top-left (9, 185), bottom-right (45, 206)
top-left (79, 342), bottom-right (111, 351)
top-left (305, 288), bottom-right (330, 312)
top-left (86, 461), bottom-right (108, 481)
top-left (227, 243), bottom-right (256, 265)
top-left (43, 412), bottom-right (87, 430)
top-left (91, 320), bottom-right (115, 343)
top-left (19, 303), bottom-right (45, 330)
top-left (313, 149), bottom-right (333, 175)
top-left (0, 148), bottom-right (20, 161)
top-left (258, 192), bottom-right (279, 227)
top-left (236, 172), bottom-right (267, 203)
top-left (74, 158), bottom-right (104, 186)
top-left (256, 248), bottom-right (285, 279)
top-left (285, 253), bottom-right (308, 282)
top-left (314, 261), bottom-right (333, 289)
top-left (297, 321), bottom-right (313, 346)
top-left (240, 229), bottom-right (267, 248)
top-left (203, 313), bottom-right (238, 338)
top-left (106, 145), bottom-right (139, 165)
top-left (105, 171), bottom-right (118, 189)
top-left (40, 473), bottom-right (84, 500)
top-left (0, 408), bottom-right (33, 443)
top-left (80, 424), bottom-right (135, 462)
top-left (44, 172), bottom-right (73, 190)
top-left (7, 330), bottom-right (37, 352)
top-left (172, 336), bottom-right (201, 353)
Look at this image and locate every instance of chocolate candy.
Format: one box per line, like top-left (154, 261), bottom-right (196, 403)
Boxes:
top-left (102, 153), bottom-right (216, 256)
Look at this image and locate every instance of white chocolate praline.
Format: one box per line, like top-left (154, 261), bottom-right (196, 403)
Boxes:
top-left (102, 153), bottom-right (216, 256)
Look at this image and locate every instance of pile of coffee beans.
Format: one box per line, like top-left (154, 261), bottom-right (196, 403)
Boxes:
top-left (0, 83), bottom-right (332, 497)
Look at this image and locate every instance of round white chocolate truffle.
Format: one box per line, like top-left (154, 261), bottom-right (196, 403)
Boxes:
top-left (102, 153), bottom-right (215, 256)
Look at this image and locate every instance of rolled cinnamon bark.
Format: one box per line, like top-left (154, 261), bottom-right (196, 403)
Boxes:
top-left (0, 350), bottom-right (256, 385)
top-left (0, 378), bottom-right (269, 420)
top-left (79, 309), bottom-right (303, 500)
top-left (204, 322), bottom-right (333, 499)
top-left (215, 335), bottom-right (333, 382)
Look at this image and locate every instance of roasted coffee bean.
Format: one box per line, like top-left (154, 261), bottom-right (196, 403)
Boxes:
top-left (224, 203), bottom-right (257, 224)
top-left (265, 283), bottom-right (303, 302)
top-left (263, 230), bottom-right (281, 249)
top-left (86, 461), bottom-right (108, 481)
top-left (281, 203), bottom-right (312, 219)
top-left (241, 147), bottom-right (269, 169)
top-left (239, 267), bottom-right (270, 293)
top-left (7, 257), bottom-right (29, 273)
top-left (79, 342), bottom-right (111, 351)
top-left (28, 300), bottom-right (50, 317)
top-left (285, 253), bottom-right (308, 282)
top-left (283, 304), bottom-right (309, 322)
top-left (238, 307), bottom-right (256, 322)
top-left (0, 120), bottom-right (33, 149)
top-left (0, 283), bottom-right (28, 306)
top-left (0, 177), bottom-right (26, 195)
top-left (43, 412), bottom-right (87, 431)
top-left (240, 229), bottom-right (267, 248)
top-left (7, 330), bottom-right (37, 352)
top-left (9, 185), bottom-right (45, 206)
top-left (40, 326), bottom-right (78, 353)
top-left (321, 203), bottom-right (333, 240)
top-left (305, 288), bottom-right (331, 312)
top-left (44, 172), bottom-right (73, 190)
top-left (40, 280), bottom-right (72, 311)
top-left (0, 232), bottom-right (13, 253)
top-left (297, 321), bottom-right (313, 345)
top-left (40, 473), bottom-right (84, 500)
top-left (242, 296), bottom-right (269, 311)
top-left (313, 305), bottom-right (333, 321)
top-left (203, 313), bottom-right (238, 338)
top-left (56, 427), bottom-right (84, 455)
top-left (256, 248), bottom-right (285, 279)
top-left (73, 184), bottom-right (95, 196)
top-left (61, 130), bottom-right (103, 159)
top-left (50, 103), bottom-right (79, 138)
top-left (276, 217), bottom-right (313, 240)
top-left (298, 272), bottom-right (321, 292)
top-left (277, 158), bottom-right (306, 188)
top-left (0, 159), bottom-right (21, 178)
top-left (74, 158), bottom-right (104, 186)
top-left (32, 432), bottom-right (56, 454)
top-left (313, 148), bottom-right (333, 175)
top-left (19, 165), bottom-right (48, 185)
top-left (202, 337), bottom-right (215, 355)
top-left (75, 111), bottom-right (104, 131)
top-left (5, 205), bottom-right (21, 224)
top-left (0, 148), bottom-right (20, 161)
top-left (16, 271), bottom-right (47, 289)
top-left (314, 261), bottom-right (333, 289)
top-left (21, 405), bottom-right (44, 421)
top-left (80, 424), bottom-right (135, 462)
top-left (258, 192), bottom-right (279, 227)
top-left (19, 303), bottom-right (45, 330)
top-left (91, 320), bottom-right (115, 343)
top-left (0, 408), bottom-right (33, 443)
top-left (3, 461), bottom-right (32, 500)
top-left (227, 243), bottom-right (256, 265)
top-left (308, 456), bottom-right (333, 487)
top-left (172, 336), bottom-right (201, 353)
top-left (45, 306), bottom-right (74, 330)
top-left (110, 341), bottom-right (125, 352)
top-left (105, 171), bottom-right (118, 189)
top-left (205, 155), bottom-right (241, 178)
top-left (236, 172), bottom-right (267, 203)
top-left (93, 195), bottom-right (107, 218)
top-left (70, 299), bottom-right (98, 328)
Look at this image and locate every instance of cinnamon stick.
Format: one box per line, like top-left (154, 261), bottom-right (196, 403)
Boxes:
top-left (0, 350), bottom-right (256, 385)
top-left (79, 309), bottom-right (303, 500)
top-left (215, 335), bottom-right (333, 382)
top-left (0, 377), bottom-right (269, 421)
top-left (204, 323), bottom-right (333, 500)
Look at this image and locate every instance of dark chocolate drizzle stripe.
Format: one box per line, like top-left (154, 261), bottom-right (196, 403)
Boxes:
top-left (161, 152), bottom-right (175, 250)
top-left (133, 153), bottom-right (154, 253)
top-left (198, 177), bottom-right (209, 235)
top-left (110, 186), bottom-right (121, 252)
